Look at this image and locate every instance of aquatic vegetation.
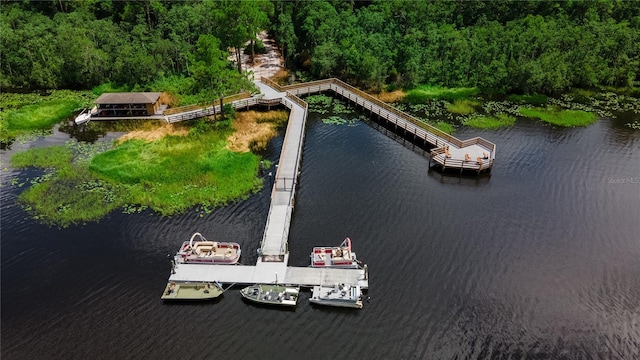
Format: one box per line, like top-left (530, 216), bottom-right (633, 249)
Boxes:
top-left (8, 111), bottom-right (286, 227)
top-left (304, 94), bottom-right (351, 116)
top-left (462, 114), bottom-right (516, 129)
top-left (322, 115), bottom-right (358, 126)
top-left (507, 94), bottom-right (548, 106)
top-left (332, 100), bottom-right (350, 114)
top-left (519, 107), bottom-right (597, 127)
top-left (322, 116), bottom-right (347, 125)
top-left (2, 100), bottom-right (77, 142)
top-left (433, 121), bottom-right (455, 134)
top-left (481, 101), bottom-right (523, 117)
top-left (626, 121), bottom-right (640, 130)
top-left (404, 85), bottom-right (479, 104)
top-left (0, 90), bottom-right (94, 143)
top-left (557, 92), bottom-right (640, 116)
top-left (304, 94), bottom-right (333, 113)
top-left (10, 145), bottom-right (73, 169)
top-left (446, 99), bottom-right (481, 115)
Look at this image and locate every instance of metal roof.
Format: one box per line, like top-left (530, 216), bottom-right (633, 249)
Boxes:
top-left (94, 92), bottom-right (162, 104)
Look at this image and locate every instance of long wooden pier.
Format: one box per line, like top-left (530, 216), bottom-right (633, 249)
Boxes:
top-left (168, 79), bottom-right (368, 289)
top-left (261, 78), bottom-right (496, 174)
top-left (167, 77), bottom-right (496, 290)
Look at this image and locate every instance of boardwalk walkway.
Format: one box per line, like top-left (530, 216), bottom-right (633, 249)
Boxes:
top-left (169, 79), bottom-right (369, 289)
top-left (167, 77), bottom-right (497, 289)
top-left (264, 78), bottom-right (496, 173)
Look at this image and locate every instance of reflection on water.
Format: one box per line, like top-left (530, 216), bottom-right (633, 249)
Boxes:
top-left (1, 110), bottom-right (639, 359)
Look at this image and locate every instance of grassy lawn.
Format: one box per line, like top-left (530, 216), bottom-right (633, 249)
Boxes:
top-left (519, 107), bottom-right (597, 127)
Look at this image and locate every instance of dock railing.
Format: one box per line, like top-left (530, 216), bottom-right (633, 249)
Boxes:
top-left (260, 77), bottom-right (284, 93)
top-left (267, 77), bottom-right (496, 156)
top-left (162, 92), bottom-right (250, 116)
top-left (260, 76), bottom-right (497, 173)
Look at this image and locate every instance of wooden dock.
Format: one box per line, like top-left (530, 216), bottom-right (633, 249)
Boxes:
top-left (261, 78), bottom-right (496, 174)
top-left (167, 77), bottom-right (497, 290)
top-left (169, 79), bottom-right (368, 289)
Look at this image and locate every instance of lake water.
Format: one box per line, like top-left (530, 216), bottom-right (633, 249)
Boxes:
top-left (2, 109), bottom-right (639, 359)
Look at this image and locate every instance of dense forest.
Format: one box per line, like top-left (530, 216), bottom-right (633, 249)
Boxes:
top-left (2, 0), bottom-right (639, 95)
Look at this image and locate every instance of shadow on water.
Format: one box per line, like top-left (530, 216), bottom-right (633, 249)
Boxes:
top-left (239, 297), bottom-right (298, 312)
top-left (160, 295), bottom-right (226, 307)
top-left (426, 167), bottom-right (492, 185)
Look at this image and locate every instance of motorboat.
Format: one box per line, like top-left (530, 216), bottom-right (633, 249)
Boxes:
top-left (161, 281), bottom-right (223, 300)
top-left (310, 237), bottom-right (361, 268)
top-left (175, 232), bottom-right (241, 265)
top-left (74, 108), bottom-right (93, 125)
top-left (240, 284), bottom-right (299, 307)
top-left (309, 283), bottom-right (363, 309)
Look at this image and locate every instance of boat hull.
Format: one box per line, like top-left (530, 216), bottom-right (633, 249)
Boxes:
top-left (240, 284), bottom-right (299, 307)
top-left (74, 107), bottom-right (95, 125)
top-left (74, 113), bottom-right (91, 125)
top-left (161, 282), bottom-right (223, 301)
top-left (309, 284), bottom-right (363, 309)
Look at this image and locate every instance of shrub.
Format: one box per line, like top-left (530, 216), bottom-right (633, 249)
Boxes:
top-left (405, 85), bottom-right (479, 104)
top-left (507, 93), bottom-right (548, 106)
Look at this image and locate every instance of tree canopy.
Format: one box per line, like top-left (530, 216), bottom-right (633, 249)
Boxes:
top-left (1, 0), bottom-right (638, 95)
top-left (272, 0), bottom-right (640, 93)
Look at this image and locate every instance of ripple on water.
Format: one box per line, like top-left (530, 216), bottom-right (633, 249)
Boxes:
top-left (2, 109), bottom-right (640, 359)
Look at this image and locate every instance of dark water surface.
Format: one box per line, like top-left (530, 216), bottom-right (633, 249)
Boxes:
top-left (2, 112), bottom-right (639, 360)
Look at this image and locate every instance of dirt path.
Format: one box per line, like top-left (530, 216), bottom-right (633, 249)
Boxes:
top-left (236, 31), bottom-right (285, 80)
top-left (120, 32), bottom-right (285, 144)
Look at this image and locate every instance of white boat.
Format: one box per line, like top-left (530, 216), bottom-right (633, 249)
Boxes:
top-left (74, 108), bottom-right (92, 125)
top-left (309, 283), bottom-right (363, 309)
top-left (310, 237), bottom-right (362, 268)
top-left (175, 232), bottom-right (241, 265)
top-left (161, 281), bottom-right (223, 301)
top-left (240, 284), bottom-right (299, 307)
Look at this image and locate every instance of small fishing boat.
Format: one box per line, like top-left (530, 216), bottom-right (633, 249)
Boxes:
top-left (309, 283), bottom-right (363, 309)
top-left (240, 284), bottom-right (300, 307)
top-left (310, 237), bottom-right (361, 268)
top-left (161, 281), bottom-right (223, 301)
top-left (175, 232), bottom-right (241, 265)
top-left (74, 108), bottom-right (92, 125)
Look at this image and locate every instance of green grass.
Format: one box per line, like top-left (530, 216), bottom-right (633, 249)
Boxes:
top-left (91, 82), bottom-right (132, 95)
top-left (10, 116), bottom-right (276, 226)
top-left (433, 121), bottom-right (455, 135)
top-left (462, 114), bottom-right (516, 129)
top-left (0, 90), bottom-right (94, 143)
top-left (404, 85), bottom-right (479, 104)
top-left (5, 100), bottom-right (79, 131)
top-left (1, 99), bottom-right (79, 142)
top-left (519, 107), bottom-right (597, 127)
top-left (507, 93), bottom-right (548, 106)
top-left (446, 99), bottom-right (481, 114)
top-left (10, 145), bottom-right (74, 168)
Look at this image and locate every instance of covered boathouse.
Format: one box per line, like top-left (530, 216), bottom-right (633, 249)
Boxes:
top-left (94, 92), bottom-right (164, 117)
